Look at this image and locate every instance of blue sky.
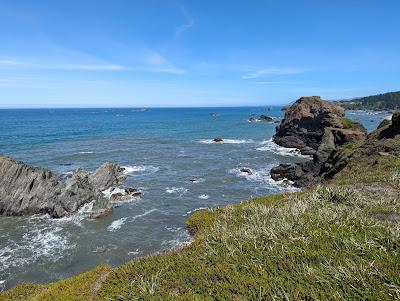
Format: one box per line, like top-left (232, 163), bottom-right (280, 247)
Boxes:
top-left (0, 0), bottom-right (399, 108)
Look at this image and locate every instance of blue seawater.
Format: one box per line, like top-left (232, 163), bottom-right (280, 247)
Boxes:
top-left (0, 107), bottom-right (390, 290)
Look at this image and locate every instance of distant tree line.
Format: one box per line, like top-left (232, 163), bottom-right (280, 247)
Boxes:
top-left (335, 91), bottom-right (400, 111)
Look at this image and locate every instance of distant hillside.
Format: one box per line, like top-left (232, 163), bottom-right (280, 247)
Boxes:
top-left (335, 91), bottom-right (400, 111)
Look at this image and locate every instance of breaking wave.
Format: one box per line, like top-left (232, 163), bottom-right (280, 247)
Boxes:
top-left (256, 139), bottom-right (311, 159)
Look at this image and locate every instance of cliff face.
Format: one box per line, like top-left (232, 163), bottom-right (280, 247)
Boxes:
top-left (0, 156), bottom-right (125, 218)
top-left (271, 96), bottom-right (369, 187)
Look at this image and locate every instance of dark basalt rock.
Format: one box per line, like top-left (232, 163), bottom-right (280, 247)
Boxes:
top-left (378, 111), bottom-right (400, 139)
top-left (274, 96), bottom-right (348, 155)
top-left (248, 115), bottom-right (274, 123)
top-left (240, 167), bottom-right (253, 175)
top-left (270, 96), bottom-right (368, 187)
top-left (0, 155), bottom-right (126, 218)
top-left (259, 115), bottom-right (273, 122)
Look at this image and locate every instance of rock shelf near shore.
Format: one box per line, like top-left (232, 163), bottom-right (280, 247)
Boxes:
top-left (0, 156), bottom-right (130, 218)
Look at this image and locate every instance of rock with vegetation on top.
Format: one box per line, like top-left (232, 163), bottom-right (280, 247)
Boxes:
top-left (274, 96), bottom-right (352, 155)
top-left (271, 96), bottom-right (368, 187)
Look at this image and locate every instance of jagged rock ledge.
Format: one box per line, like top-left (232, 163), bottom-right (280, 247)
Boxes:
top-left (0, 156), bottom-right (131, 218)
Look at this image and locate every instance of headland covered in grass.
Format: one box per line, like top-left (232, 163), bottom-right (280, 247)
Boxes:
top-left (1, 104), bottom-right (399, 300)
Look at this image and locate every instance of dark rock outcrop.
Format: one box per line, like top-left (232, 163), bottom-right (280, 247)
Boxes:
top-left (271, 96), bottom-right (368, 187)
top-left (378, 111), bottom-right (400, 139)
top-left (248, 115), bottom-right (274, 123)
top-left (0, 156), bottom-right (126, 218)
top-left (213, 138), bottom-right (223, 143)
top-left (240, 167), bottom-right (253, 175)
top-left (274, 96), bottom-right (349, 155)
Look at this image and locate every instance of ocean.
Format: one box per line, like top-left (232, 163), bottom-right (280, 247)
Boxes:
top-left (0, 107), bottom-right (390, 290)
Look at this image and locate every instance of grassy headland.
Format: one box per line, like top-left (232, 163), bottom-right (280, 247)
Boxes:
top-left (1, 123), bottom-right (400, 300)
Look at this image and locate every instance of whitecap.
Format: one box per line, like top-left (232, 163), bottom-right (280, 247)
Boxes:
top-left (128, 249), bottom-right (140, 255)
top-left (108, 217), bottom-right (128, 232)
top-left (78, 151), bottom-right (95, 154)
top-left (184, 207), bottom-right (209, 216)
top-left (198, 194), bottom-right (210, 200)
top-left (165, 187), bottom-right (188, 195)
top-left (189, 177), bottom-right (205, 184)
top-left (198, 139), bottom-right (253, 144)
top-left (256, 139), bottom-right (311, 159)
top-left (102, 187), bottom-right (142, 205)
top-left (131, 209), bottom-right (157, 221)
top-left (102, 187), bottom-right (126, 199)
top-left (122, 165), bottom-right (159, 175)
top-left (0, 223), bottom-right (75, 272)
top-left (161, 228), bottom-right (192, 250)
top-left (229, 167), bottom-right (299, 192)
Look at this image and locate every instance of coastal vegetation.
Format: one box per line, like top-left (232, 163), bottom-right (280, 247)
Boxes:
top-left (1, 108), bottom-right (399, 300)
top-left (336, 91), bottom-right (400, 111)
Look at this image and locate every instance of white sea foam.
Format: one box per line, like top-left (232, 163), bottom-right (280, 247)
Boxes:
top-left (102, 187), bottom-right (126, 199)
top-left (230, 167), bottom-right (299, 192)
top-left (131, 209), bottom-right (157, 221)
top-left (184, 207), bottom-right (209, 216)
top-left (161, 228), bottom-right (193, 250)
top-left (107, 209), bottom-right (157, 232)
top-left (189, 177), bottom-right (205, 183)
top-left (122, 165), bottom-right (159, 175)
top-left (0, 224), bottom-right (75, 272)
top-left (128, 249), bottom-right (140, 255)
top-left (78, 151), bottom-right (95, 154)
top-left (108, 217), bottom-right (128, 231)
top-left (165, 187), bottom-right (188, 195)
top-left (256, 139), bottom-right (311, 159)
top-left (199, 139), bottom-right (253, 144)
top-left (198, 194), bottom-right (210, 200)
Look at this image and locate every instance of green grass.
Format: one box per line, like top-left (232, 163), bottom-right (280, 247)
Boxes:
top-left (341, 117), bottom-right (357, 129)
top-left (1, 155), bottom-right (400, 300)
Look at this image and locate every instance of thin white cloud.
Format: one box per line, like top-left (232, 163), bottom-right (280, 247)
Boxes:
top-left (251, 81), bottom-right (300, 85)
top-left (174, 6), bottom-right (194, 39)
top-left (0, 59), bottom-right (21, 65)
top-left (144, 51), bottom-right (169, 66)
top-left (56, 64), bottom-right (128, 71)
top-left (153, 67), bottom-right (185, 74)
top-left (242, 67), bottom-right (306, 79)
top-left (143, 50), bottom-right (185, 74)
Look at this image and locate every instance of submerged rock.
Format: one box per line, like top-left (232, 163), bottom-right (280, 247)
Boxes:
top-left (0, 156), bottom-right (126, 218)
top-left (239, 167), bottom-right (253, 175)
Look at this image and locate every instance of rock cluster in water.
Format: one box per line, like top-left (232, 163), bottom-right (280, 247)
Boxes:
top-left (0, 156), bottom-right (128, 218)
top-left (248, 115), bottom-right (274, 123)
top-left (271, 96), bottom-right (368, 187)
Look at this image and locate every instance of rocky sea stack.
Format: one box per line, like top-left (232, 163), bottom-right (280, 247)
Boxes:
top-left (274, 96), bottom-right (365, 155)
top-left (0, 156), bottom-right (127, 218)
top-left (271, 96), bottom-right (368, 187)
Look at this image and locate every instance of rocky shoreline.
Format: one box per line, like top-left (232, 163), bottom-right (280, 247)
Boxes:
top-left (0, 156), bottom-right (140, 218)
